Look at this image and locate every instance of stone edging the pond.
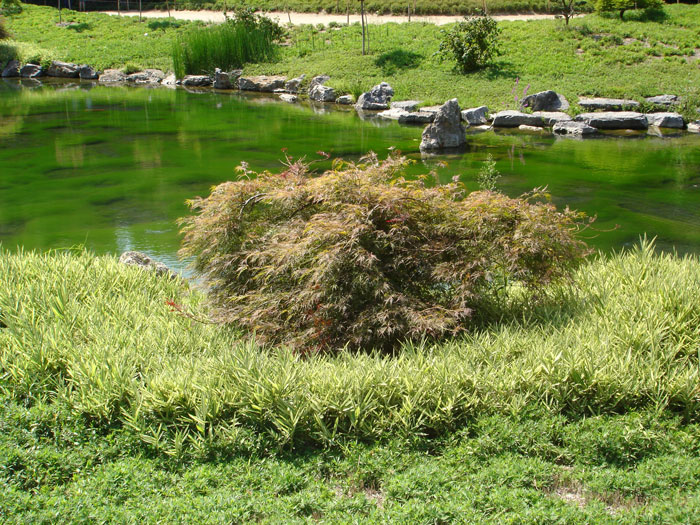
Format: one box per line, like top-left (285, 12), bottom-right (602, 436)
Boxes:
top-left (4, 59), bottom-right (700, 147)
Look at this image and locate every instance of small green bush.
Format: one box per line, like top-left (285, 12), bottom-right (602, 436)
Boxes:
top-left (0, 17), bottom-right (8, 40)
top-left (595, 0), bottom-right (664, 20)
top-left (436, 14), bottom-right (502, 73)
top-left (180, 153), bottom-right (588, 352)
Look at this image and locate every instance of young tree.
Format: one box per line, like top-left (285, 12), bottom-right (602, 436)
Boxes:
top-left (595, 0), bottom-right (663, 20)
top-left (436, 14), bottom-right (501, 73)
top-left (555, 0), bottom-right (586, 25)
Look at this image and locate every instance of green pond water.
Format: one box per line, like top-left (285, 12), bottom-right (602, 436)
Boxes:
top-left (2, 80), bottom-right (700, 271)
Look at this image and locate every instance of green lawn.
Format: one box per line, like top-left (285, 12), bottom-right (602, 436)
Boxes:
top-left (4, 4), bottom-right (700, 114)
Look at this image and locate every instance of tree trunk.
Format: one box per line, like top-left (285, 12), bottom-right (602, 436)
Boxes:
top-left (361, 0), bottom-right (365, 56)
top-left (619, 9), bottom-right (625, 20)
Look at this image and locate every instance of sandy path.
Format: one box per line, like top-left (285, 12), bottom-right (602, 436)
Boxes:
top-left (102, 9), bottom-right (557, 26)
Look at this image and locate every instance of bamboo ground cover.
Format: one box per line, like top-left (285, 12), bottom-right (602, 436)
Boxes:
top-left (1, 244), bottom-right (700, 521)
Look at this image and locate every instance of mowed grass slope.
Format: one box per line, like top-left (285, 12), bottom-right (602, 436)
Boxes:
top-left (4, 4), bottom-right (700, 111)
top-left (1, 244), bottom-right (700, 521)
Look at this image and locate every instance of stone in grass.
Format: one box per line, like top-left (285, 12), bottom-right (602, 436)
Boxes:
top-left (336, 95), bottom-right (354, 105)
top-left (578, 97), bottom-right (640, 111)
top-left (99, 69), bottom-right (127, 83)
top-left (574, 112), bottom-right (648, 130)
top-left (79, 65), bottom-right (99, 80)
top-left (491, 110), bottom-right (545, 128)
top-left (420, 98), bottom-right (466, 151)
top-left (47, 61), bottom-right (80, 78)
top-left (182, 75), bottom-right (212, 87)
top-left (645, 94), bottom-right (679, 107)
top-left (355, 82), bottom-right (394, 111)
top-left (238, 75), bottom-right (286, 92)
top-left (119, 251), bottom-right (176, 279)
top-left (461, 106), bottom-right (489, 126)
top-left (646, 112), bottom-right (685, 129)
top-left (520, 90), bottom-right (569, 112)
top-left (2, 59), bottom-right (20, 78)
top-left (552, 120), bottom-right (598, 136)
top-left (20, 64), bottom-right (43, 78)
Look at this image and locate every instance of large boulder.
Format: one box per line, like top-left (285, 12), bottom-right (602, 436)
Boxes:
top-left (79, 65), bottom-right (99, 80)
top-left (646, 112), bottom-right (685, 129)
top-left (284, 74), bottom-right (305, 94)
top-left (127, 69), bottom-right (165, 84)
top-left (553, 120), bottom-right (598, 136)
top-left (574, 112), bottom-right (648, 130)
top-left (419, 98), bottom-right (466, 151)
top-left (520, 90), bottom-right (569, 111)
top-left (461, 106), bottom-right (489, 126)
top-left (492, 110), bottom-right (545, 128)
top-left (688, 121), bottom-right (700, 134)
top-left (308, 74), bottom-right (329, 89)
top-left (578, 97), bottom-right (640, 111)
top-left (532, 111), bottom-right (571, 126)
top-left (213, 68), bottom-right (241, 89)
top-left (645, 94), bottom-right (678, 107)
top-left (182, 75), bottom-right (212, 87)
top-left (238, 75), bottom-right (286, 92)
top-left (20, 63), bottom-right (43, 78)
top-left (119, 251), bottom-right (176, 279)
top-left (2, 59), bottom-right (20, 78)
top-left (47, 61), bottom-right (80, 78)
top-left (99, 69), bottom-right (127, 83)
top-left (309, 83), bottom-right (337, 102)
top-left (355, 82), bottom-right (394, 111)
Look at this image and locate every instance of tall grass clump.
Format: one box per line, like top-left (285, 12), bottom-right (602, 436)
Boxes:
top-left (172, 7), bottom-right (283, 78)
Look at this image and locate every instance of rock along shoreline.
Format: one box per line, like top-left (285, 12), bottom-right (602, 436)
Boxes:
top-left (3, 59), bottom-right (700, 147)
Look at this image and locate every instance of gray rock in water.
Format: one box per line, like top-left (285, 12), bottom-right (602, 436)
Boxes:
top-left (99, 69), bottom-right (127, 83)
top-left (284, 74), bottom-right (305, 93)
top-left (399, 111), bottom-right (435, 124)
top-left (162, 74), bottom-right (177, 87)
top-left (518, 124), bottom-right (546, 133)
top-left (521, 90), bottom-right (569, 111)
top-left (377, 108), bottom-right (408, 120)
top-left (419, 105), bottom-right (442, 115)
top-left (646, 112), bottom-right (685, 129)
top-left (47, 61), bottom-right (80, 78)
top-left (79, 65), bottom-right (99, 80)
top-left (391, 100), bottom-right (421, 111)
top-left (461, 106), bottom-right (489, 125)
top-left (20, 63), bottom-right (43, 78)
top-left (553, 120), bottom-right (598, 136)
top-left (645, 94), bottom-right (678, 107)
top-left (2, 60), bottom-right (20, 78)
top-left (492, 110), bottom-right (545, 128)
top-left (309, 83), bottom-right (337, 102)
top-left (574, 112), bottom-right (648, 130)
top-left (238, 75), bottom-right (286, 92)
top-left (118, 251), bottom-right (176, 278)
top-left (688, 121), bottom-right (700, 134)
top-left (420, 98), bottom-right (466, 151)
top-left (336, 94), bottom-right (354, 105)
top-left (213, 68), bottom-right (241, 89)
top-left (355, 82), bottom-right (394, 111)
top-left (532, 111), bottom-right (571, 126)
top-left (279, 93), bottom-right (298, 103)
top-left (182, 75), bottom-right (212, 87)
top-left (127, 69), bottom-right (165, 84)
top-left (578, 97), bottom-right (640, 111)
top-left (309, 75), bottom-right (330, 88)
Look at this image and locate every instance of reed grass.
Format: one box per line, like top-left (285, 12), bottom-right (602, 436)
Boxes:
top-left (172, 19), bottom-right (279, 77)
top-left (0, 240), bottom-right (698, 452)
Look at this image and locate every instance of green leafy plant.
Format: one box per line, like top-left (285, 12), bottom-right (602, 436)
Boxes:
top-left (594, 0), bottom-right (664, 21)
top-left (0, 17), bottom-right (8, 40)
top-left (180, 152), bottom-right (588, 352)
top-left (0, 0), bottom-right (22, 15)
top-left (477, 154), bottom-right (501, 191)
top-left (436, 14), bottom-right (502, 73)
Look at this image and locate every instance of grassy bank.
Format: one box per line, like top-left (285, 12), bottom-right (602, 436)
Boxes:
top-left (1, 244), bottom-right (699, 521)
top-left (4, 4), bottom-right (700, 111)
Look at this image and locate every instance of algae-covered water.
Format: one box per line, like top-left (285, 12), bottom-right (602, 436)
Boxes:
top-left (2, 81), bottom-right (700, 270)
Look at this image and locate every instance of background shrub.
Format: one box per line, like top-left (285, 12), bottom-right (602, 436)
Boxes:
top-left (595, 0), bottom-right (664, 20)
top-left (180, 153), bottom-right (588, 352)
top-left (0, 17), bottom-right (8, 40)
top-left (436, 14), bottom-right (502, 73)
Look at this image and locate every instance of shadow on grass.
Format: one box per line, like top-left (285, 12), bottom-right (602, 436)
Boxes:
top-left (375, 49), bottom-right (423, 75)
top-left (66, 22), bottom-right (91, 32)
top-left (148, 19), bottom-right (184, 31)
top-left (481, 60), bottom-right (519, 81)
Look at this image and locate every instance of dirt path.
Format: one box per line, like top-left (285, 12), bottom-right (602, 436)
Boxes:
top-left (102, 9), bottom-right (557, 26)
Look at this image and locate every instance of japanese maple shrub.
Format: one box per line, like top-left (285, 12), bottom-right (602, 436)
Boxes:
top-left (180, 153), bottom-right (588, 352)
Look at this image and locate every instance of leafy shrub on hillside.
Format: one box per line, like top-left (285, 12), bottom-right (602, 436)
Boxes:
top-left (0, 18), bottom-right (8, 40)
top-left (595, 0), bottom-right (664, 20)
top-left (180, 153), bottom-right (588, 352)
top-left (436, 14), bottom-right (502, 73)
